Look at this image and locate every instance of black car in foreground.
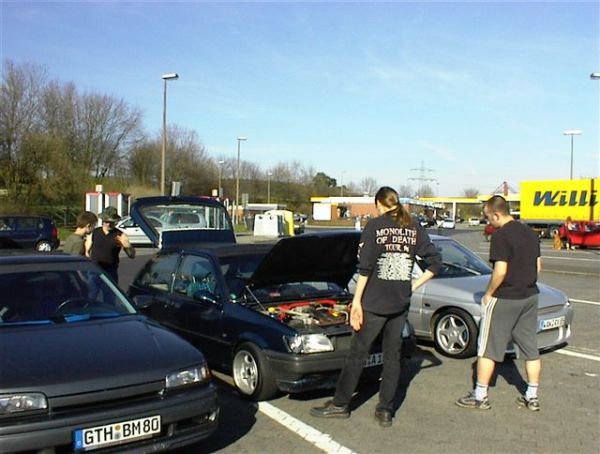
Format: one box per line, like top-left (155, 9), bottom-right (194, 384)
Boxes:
top-left (0, 215), bottom-right (60, 251)
top-left (128, 196), bottom-right (415, 401)
top-left (0, 253), bottom-right (218, 453)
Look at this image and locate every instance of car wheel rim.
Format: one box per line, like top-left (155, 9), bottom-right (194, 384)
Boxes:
top-left (233, 350), bottom-right (258, 395)
top-left (37, 242), bottom-right (51, 252)
top-left (435, 314), bottom-right (469, 355)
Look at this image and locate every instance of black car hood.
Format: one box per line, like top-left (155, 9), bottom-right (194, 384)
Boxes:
top-left (130, 195), bottom-right (236, 248)
top-left (248, 230), bottom-right (361, 288)
top-left (0, 317), bottom-right (204, 397)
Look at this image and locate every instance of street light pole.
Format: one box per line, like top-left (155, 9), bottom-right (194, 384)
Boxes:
top-left (160, 73), bottom-right (179, 196)
top-left (340, 171), bottom-right (345, 197)
top-left (267, 171), bottom-right (272, 204)
top-left (234, 137), bottom-right (247, 224)
top-left (217, 160), bottom-right (224, 199)
top-left (563, 129), bottom-right (582, 179)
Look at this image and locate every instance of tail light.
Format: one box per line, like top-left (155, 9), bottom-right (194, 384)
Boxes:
top-left (52, 226), bottom-right (58, 238)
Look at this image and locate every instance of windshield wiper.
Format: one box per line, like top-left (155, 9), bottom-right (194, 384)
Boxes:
top-left (442, 261), bottom-right (482, 276)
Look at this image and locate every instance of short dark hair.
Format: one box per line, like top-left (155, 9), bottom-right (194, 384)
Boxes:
top-left (485, 195), bottom-right (510, 216)
top-left (76, 211), bottom-right (98, 228)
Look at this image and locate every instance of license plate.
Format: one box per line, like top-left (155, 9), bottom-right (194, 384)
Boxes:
top-left (539, 316), bottom-right (565, 331)
top-left (364, 353), bottom-right (383, 367)
top-left (73, 415), bottom-right (161, 451)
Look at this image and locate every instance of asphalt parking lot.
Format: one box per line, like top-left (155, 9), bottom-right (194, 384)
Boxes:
top-left (119, 226), bottom-right (599, 454)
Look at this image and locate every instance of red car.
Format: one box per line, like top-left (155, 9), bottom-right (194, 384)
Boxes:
top-left (559, 221), bottom-right (600, 249)
top-left (483, 223), bottom-right (497, 241)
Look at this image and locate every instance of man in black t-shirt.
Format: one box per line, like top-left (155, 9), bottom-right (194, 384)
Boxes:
top-left (456, 196), bottom-right (542, 412)
top-left (87, 207), bottom-right (135, 283)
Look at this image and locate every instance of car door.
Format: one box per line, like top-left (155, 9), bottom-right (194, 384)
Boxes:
top-left (168, 253), bottom-right (226, 364)
top-left (129, 252), bottom-right (181, 325)
top-left (13, 217), bottom-right (40, 248)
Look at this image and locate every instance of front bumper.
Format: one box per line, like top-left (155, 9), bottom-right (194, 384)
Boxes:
top-left (264, 347), bottom-right (390, 394)
top-left (0, 383), bottom-right (219, 453)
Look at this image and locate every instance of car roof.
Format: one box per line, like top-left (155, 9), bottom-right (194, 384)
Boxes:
top-left (0, 252), bottom-right (88, 266)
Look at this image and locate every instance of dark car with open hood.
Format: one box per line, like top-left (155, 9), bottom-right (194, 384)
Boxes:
top-left (128, 196), bottom-right (415, 401)
top-left (0, 252), bottom-right (218, 453)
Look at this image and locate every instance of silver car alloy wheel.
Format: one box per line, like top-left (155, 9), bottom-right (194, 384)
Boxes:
top-left (36, 241), bottom-right (52, 252)
top-left (435, 313), bottom-right (470, 355)
top-left (233, 349), bottom-right (259, 395)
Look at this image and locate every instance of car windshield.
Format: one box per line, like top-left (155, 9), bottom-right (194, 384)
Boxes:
top-left (0, 267), bottom-right (136, 324)
top-left (140, 203), bottom-right (231, 233)
top-left (419, 239), bottom-right (492, 278)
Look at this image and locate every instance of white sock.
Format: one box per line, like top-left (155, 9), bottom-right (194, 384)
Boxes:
top-left (474, 382), bottom-right (488, 401)
top-left (525, 383), bottom-right (538, 400)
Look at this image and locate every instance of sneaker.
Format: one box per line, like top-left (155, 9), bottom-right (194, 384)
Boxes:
top-left (374, 409), bottom-right (393, 427)
top-left (310, 400), bottom-right (350, 419)
top-left (516, 395), bottom-right (540, 412)
top-left (455, 391), bottom-right (491, 410)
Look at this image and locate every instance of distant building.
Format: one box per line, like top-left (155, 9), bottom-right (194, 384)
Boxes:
top-left (310, 196), bottom-right (445, 221)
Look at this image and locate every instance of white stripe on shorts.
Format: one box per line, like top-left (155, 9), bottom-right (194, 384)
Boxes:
top-left (477, 297), bottom-right (498, 357)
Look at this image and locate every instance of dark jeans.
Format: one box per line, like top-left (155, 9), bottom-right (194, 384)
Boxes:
top-left (333, 309), bottom-right (407, 411)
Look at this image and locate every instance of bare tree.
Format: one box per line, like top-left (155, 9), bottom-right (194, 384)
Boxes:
top-left (359, 177), bottom-right (378, 196)
top-left (397, 184), bottom-right (413, 198)
top-left (0, 60), bottom-right (47, 200)
top-left (77, 93), bottom-right (142, 178)
top-left (462, 187), bottom-right (479, 197)
top-left (416, 184), bottom-right (434, 198)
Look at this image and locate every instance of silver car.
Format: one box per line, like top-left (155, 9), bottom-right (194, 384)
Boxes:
top-left (351, 235), bottom-right (573, 358)
top-left (116, 216), bottom-right (162, 245)
top-left (410, 235), bottom-right (573, 358)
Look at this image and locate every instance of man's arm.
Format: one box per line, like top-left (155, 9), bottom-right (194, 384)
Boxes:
top-left (482, 260), bottom-right (507, 304)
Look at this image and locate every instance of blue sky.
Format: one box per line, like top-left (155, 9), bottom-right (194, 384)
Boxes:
top-left (2, 1), bottom-right (599, 196)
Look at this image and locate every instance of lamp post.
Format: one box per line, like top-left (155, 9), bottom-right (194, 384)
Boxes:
top-left (563, 129), bottom-right (582, 179)
top-left (234, 136), bottom-right (247, 224)
top-left (217, 160), bottom-right (224, 199)
top-left (267, 171), bottom-right (273, 204)
top-left (160, 73), bottom-right (179, 196)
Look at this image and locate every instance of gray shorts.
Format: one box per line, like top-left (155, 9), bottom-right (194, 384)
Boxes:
top-left (477, 295), bottom-right (540, 362)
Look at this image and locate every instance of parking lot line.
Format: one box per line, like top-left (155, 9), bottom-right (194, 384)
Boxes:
top-left (555, 348), bottom-right (600, 362)
top-left (258, 402), bottom-right (355, 454)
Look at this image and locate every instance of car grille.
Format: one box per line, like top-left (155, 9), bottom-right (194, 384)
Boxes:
top-left (49, 381), bottom-right (164, 414)
top-left (538, 304), bottom-right (565, 315)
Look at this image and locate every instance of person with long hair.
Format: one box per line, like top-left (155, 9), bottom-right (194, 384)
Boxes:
top-left (311, 186), bottom-right (441, 427)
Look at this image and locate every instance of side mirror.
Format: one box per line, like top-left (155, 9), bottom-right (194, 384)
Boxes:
top-left (132, 294), bottom-right (155, 310)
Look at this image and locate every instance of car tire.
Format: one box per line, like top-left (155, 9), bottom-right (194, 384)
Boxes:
top-left (232, 343), bottom-right (278, 401)
top-left (433, 308), bottom-right (478, 358)
top-left (35, 240), bottom-right (53, 252)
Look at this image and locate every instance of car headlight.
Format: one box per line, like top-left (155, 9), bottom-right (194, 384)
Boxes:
top-left (284, 334), bottom-right (334, 354)
top-left (165, 364), bottom-right (211, 390)
top-left (0, 393), bottom-right (48, 416)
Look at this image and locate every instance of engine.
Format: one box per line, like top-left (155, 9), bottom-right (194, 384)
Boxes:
top-left (262, 299), bottom-right (350, 328)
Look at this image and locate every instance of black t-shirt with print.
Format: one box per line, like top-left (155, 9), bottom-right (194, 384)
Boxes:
top-left (489, 220), bottom-right (540, 299)
top-left (358, 214), bottom-right (441, 315)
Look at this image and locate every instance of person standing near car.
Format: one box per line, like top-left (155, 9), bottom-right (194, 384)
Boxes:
top-left (63, 211), bottom-right (98, 256)
top-left (311, 186), bottom-right (441, 427)
top-left (86, 207), bottom-right (135, 283)
top-left (456, 195), bottom-right (542, 412)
